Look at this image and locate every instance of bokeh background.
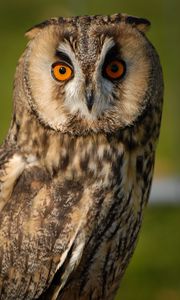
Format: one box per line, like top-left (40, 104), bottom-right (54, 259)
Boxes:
top-left (0, 0), bottom-right (179, 299)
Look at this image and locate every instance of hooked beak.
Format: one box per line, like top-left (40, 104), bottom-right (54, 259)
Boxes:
top-left (85, 90), bottom-right (94, 112)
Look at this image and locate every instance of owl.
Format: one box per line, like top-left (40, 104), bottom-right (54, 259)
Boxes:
top-left (0, 13), bottom-right (163, 300)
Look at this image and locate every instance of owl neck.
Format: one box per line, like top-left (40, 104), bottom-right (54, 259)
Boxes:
top-left (6, 104), bottom-right (159, 178)
top-left (5, 110), bottom-right (123, 181)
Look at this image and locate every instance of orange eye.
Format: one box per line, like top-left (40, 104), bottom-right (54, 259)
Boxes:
top-left (105, 60), bottom-right (125, 80)
top-left (52, 62), bottom-right (73, 81)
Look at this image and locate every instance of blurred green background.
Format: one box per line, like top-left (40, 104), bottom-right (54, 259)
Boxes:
top-left (0, 0), bottom-right (179, 299)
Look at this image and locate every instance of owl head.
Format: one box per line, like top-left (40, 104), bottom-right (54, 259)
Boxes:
top-left (13, 14), bottom-right (163, 136)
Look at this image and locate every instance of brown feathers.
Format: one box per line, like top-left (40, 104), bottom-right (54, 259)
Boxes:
top-left (0, 13), bottom-right (163, 300)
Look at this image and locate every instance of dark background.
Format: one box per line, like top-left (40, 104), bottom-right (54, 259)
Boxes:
top-left (0, 1), bottom-right (179, 299)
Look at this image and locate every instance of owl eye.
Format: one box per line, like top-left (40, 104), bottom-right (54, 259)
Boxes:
top-left (104, 60), bottom-right (125, 80)
top-left (52, 62), bottom-right (73, 81)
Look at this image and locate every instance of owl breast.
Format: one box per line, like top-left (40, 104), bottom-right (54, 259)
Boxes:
top-left (0, 130), bottom-right (154, 300)
top-left (27, 131), bottom-right (153, 300)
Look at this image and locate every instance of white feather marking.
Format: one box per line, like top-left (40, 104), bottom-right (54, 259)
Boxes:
top-left (26, 154), bottom-right (38, 165)
top-left (61, 238), bottom-right (85, 286)
top-left (97, 37), bottom-right (115, 70)
top-left (52, 234), bottom-right (85, 300)
top-left (0, 153), bottom-right (39, 210)
top-left (0, 154), bottom-right (26, 210)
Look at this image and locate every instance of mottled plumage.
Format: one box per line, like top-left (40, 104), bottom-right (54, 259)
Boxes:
top-left (0, 13), bottom-right (163, 300)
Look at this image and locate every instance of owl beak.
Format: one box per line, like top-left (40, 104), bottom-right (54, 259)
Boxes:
top-left (85, 90), bottom-right (94, 111)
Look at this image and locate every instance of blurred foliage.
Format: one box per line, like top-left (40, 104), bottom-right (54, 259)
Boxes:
top-left (116, 205), bottom-right (180, 300)
top-left (0, 0), bottom-right (179, 174)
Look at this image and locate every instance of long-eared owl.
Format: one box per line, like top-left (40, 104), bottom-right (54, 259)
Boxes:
top-left (0, 13), bottom-right (163, 300)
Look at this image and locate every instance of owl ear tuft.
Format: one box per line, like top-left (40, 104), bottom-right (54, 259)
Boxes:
top-left (25, 27), bottom-right (42, 40)
top-left (125, 15), bottom-right (151, 33)
top-left (25, 19), bottom-right (56, 40)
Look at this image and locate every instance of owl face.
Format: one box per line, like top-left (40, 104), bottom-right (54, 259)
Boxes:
top-left (20, 14), bottom-right (162, 135)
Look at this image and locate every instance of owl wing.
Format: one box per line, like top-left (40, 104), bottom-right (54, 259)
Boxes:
top-left (0, 149), bottom-right (87, 299)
